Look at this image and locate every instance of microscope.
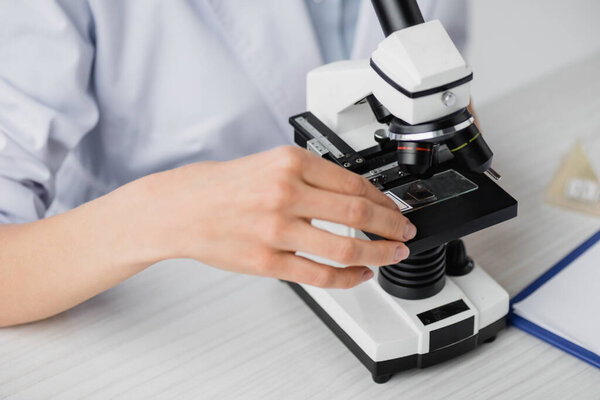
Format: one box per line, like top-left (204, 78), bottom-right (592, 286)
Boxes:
top-left (287, 0), bottom-right (518, 383)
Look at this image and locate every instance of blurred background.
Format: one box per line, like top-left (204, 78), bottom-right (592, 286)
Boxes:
top-left (466, 0), bottom-right (600, 106)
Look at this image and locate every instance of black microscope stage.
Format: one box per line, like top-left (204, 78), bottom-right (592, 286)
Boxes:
top-left (290, 111), bottom-right (518, 253)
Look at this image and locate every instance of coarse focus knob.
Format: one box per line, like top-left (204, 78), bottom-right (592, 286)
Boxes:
top-left (445, 240), bottom-right (474, 276)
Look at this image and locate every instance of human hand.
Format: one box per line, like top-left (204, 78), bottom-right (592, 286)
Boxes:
top-left (133, 146), bottom-right (416, 289)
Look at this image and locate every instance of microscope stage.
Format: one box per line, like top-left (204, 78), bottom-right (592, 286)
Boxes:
top-left (290, 111), bottom-right (518, 254)
top-left (368, 164), bottom-right (517, 254)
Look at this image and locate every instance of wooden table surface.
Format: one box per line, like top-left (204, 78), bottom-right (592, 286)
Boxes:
top-left (2, 54), bottom-right (600, 400)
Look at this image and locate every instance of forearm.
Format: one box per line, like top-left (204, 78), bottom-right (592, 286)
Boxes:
top-left (0, 177), bottom-right (165, 327)
top-left (0, 147), bottom-right (416, 327)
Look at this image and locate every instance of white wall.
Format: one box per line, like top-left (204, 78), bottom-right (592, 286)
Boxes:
top-left (466, 0), bottom-right (600, 106)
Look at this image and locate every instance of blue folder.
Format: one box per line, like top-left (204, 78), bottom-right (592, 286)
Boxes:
top-left (509, 230), bottom-right (600, 369)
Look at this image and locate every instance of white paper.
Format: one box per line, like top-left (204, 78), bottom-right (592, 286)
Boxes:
top-left (512, 238), bottom-right (600, 355)
top-left (384, 191), bottom-right (413, 212)
top-left (565, 178), bottom-right (600, 203)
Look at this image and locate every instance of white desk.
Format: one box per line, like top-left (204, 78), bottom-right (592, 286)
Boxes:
top-left (2, 55), bottom-right (600, 400)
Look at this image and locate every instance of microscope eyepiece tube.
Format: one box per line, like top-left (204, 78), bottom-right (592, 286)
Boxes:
top-left (370, 0), bottom-right (425, 36)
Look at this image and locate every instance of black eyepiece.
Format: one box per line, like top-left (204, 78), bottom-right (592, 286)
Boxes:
top-left (370, 0), bottom-right (424, 36)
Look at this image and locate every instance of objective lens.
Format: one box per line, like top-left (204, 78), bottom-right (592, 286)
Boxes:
top-left (445, 124), bottom-right (493, 174)
top-left (396, 141), bottom-right (436, 177)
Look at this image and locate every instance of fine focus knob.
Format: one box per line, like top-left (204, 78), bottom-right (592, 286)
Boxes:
top-left (374, 128), bottom-right (389, 145)
top-left (445, 240), bottom-right (474, 276)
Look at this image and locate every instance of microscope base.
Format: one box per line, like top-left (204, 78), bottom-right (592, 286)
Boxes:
top-left (287, 265), bottom-right (508, 383)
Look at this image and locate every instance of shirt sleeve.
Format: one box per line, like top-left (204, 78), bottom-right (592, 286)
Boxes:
top-left (0, 0), bottom-right (98, 224)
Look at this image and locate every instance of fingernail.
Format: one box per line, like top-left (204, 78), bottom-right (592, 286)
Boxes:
top-left (361, 269), bottom-right (374, 283)
top-left (394, 246), bottom-right (410, 262)
top-left (403, 222), bottom-right (417, 241)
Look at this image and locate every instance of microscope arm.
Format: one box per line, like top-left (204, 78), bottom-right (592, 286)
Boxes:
top-left (307, 60), bottom-right (375, 135)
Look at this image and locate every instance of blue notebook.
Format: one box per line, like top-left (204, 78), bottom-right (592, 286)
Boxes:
top-left (510, 230), bottom-right (600, 369)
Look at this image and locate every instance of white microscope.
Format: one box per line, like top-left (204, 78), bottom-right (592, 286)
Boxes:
top-left (288, 0), bottom-right (518, 383)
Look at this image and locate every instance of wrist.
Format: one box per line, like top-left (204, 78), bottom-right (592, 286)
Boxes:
top-left (92, 173), bottom-right (173, 270)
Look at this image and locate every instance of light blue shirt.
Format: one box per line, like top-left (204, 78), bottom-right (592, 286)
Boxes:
top-left (304, 0), bottom-right (362, 63)
top-left (0, 1), bottom-right (465, 224)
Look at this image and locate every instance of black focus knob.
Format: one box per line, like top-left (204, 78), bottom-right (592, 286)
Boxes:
top-left (446, 240), bottom-right (474, 276)
top-left (374, 129), bottom-right (390, 145)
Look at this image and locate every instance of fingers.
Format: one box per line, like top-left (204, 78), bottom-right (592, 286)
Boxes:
top-left (271, 220), bottom-right (410, 267)
top-left (266, 252), bottom-right (374, 289)
top-left (292, 186), bottom-right (416, 243)
top-left (299, 151), bottom-right (399, 211)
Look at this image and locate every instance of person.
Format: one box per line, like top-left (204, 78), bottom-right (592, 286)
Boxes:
top-left (0, 0), bottom-right (467, 327)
